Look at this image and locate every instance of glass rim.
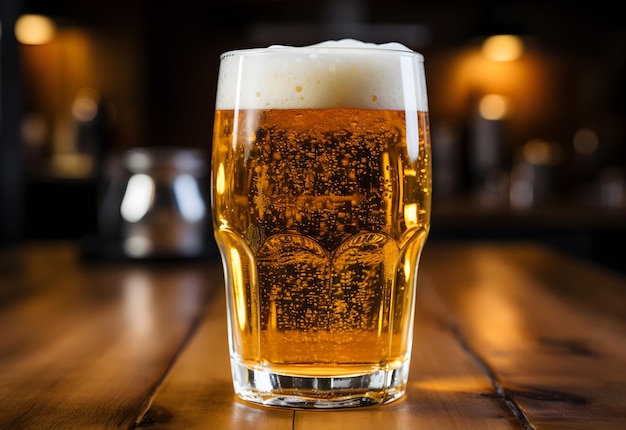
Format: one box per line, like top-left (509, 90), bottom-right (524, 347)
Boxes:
top-left (220, 44), bottom-right (424, 61)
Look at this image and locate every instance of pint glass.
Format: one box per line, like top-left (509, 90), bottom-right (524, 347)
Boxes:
top-left (211, 40), bottom-right (431, 408)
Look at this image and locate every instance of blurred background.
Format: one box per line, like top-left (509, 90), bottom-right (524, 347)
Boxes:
top-left (1, 0), bottom-right (624, 271)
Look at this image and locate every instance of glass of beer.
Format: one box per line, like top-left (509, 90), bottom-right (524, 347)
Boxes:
top-left (211, 39), bottom-right (431, 408)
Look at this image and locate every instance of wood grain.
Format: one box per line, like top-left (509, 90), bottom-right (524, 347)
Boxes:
top-left (0, 243), bottom-right (218, 430)
top-left (143, 285), bottom-right (521, 429)
top-left (2, 242), bottom-right (625, 429)
top-left (420, 243), bottom-right (626, 429)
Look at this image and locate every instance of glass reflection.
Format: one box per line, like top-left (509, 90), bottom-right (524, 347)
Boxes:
top-left (123, 272), bottom-right (154, 338)
top-left (113, 147), bottom-right (209, 259)
top-left (120, 173), bottom-right (155, 223)
top-left (173, 173), bottom-right (206, 222)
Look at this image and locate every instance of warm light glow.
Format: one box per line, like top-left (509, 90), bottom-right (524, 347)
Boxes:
top-left (479, 94), bottom-right (511, 120)
top-left (482, 35), bottom-right (524, 62)
top-left (522, 139), bottom-right (547, 164)
top-left (72, 87), bottom-right (100, 122)
top-left (121, 173), bottom-right (155, 222)
top-left (50, 153), bottom-right (93, 178)
top-left (573, 128), bottom-right (599, 155)
top-left (436, 47), bottom-right (549, 128)
top-left (15, 14), bottom-right (56, 45)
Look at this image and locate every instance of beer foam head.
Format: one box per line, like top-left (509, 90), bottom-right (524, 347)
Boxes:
top-left (216, 39), bottom-right (428, 111)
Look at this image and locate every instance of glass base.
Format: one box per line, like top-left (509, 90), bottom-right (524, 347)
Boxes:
top-left (230, 360), bottom-right (410, 409)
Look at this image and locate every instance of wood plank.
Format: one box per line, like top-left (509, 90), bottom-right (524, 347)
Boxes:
top-left (293, 287), bottom-right (522, 430)
top-left (0, 243), bottom-right (218, 430)
top-left (142, 254), bottom-right (523, 429)
top-left (138, 284), bottom-right (296, 430)
top-left (420, 243), bottom-right (626, 429)
top-left (5, 242), bottom-right (624, 429)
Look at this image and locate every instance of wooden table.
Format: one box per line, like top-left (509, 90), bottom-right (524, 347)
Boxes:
top-left (1, 241), bottom-right (625, 429)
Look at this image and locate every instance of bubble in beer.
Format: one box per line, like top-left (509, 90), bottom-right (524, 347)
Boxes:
top-left (211, 39), bottom-right (432, 397)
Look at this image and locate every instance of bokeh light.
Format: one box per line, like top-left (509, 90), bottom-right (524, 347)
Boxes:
top-left (15, 14), bottom-right (56, 45)
top-left (481, 35), bottom-right (524, 62)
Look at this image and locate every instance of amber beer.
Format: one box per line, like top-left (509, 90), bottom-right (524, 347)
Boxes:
top-left (211, 40), bottom-right (431, 408)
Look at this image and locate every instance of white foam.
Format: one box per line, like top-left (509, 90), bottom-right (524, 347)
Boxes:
top-left (215, 39), bottom-right (428, 111)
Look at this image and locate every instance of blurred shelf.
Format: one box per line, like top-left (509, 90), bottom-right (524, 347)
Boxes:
top-left (430, 198), bottom-right (626, 275)
top-left (432, 198), bottom-right (626, 231)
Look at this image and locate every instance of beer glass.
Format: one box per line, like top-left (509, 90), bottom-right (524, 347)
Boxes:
top-left (211, 40), bottom-right (431, 408)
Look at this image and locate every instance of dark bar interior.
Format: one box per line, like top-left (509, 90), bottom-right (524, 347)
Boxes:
top-left (1, 0), bottom-right (625, 272)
